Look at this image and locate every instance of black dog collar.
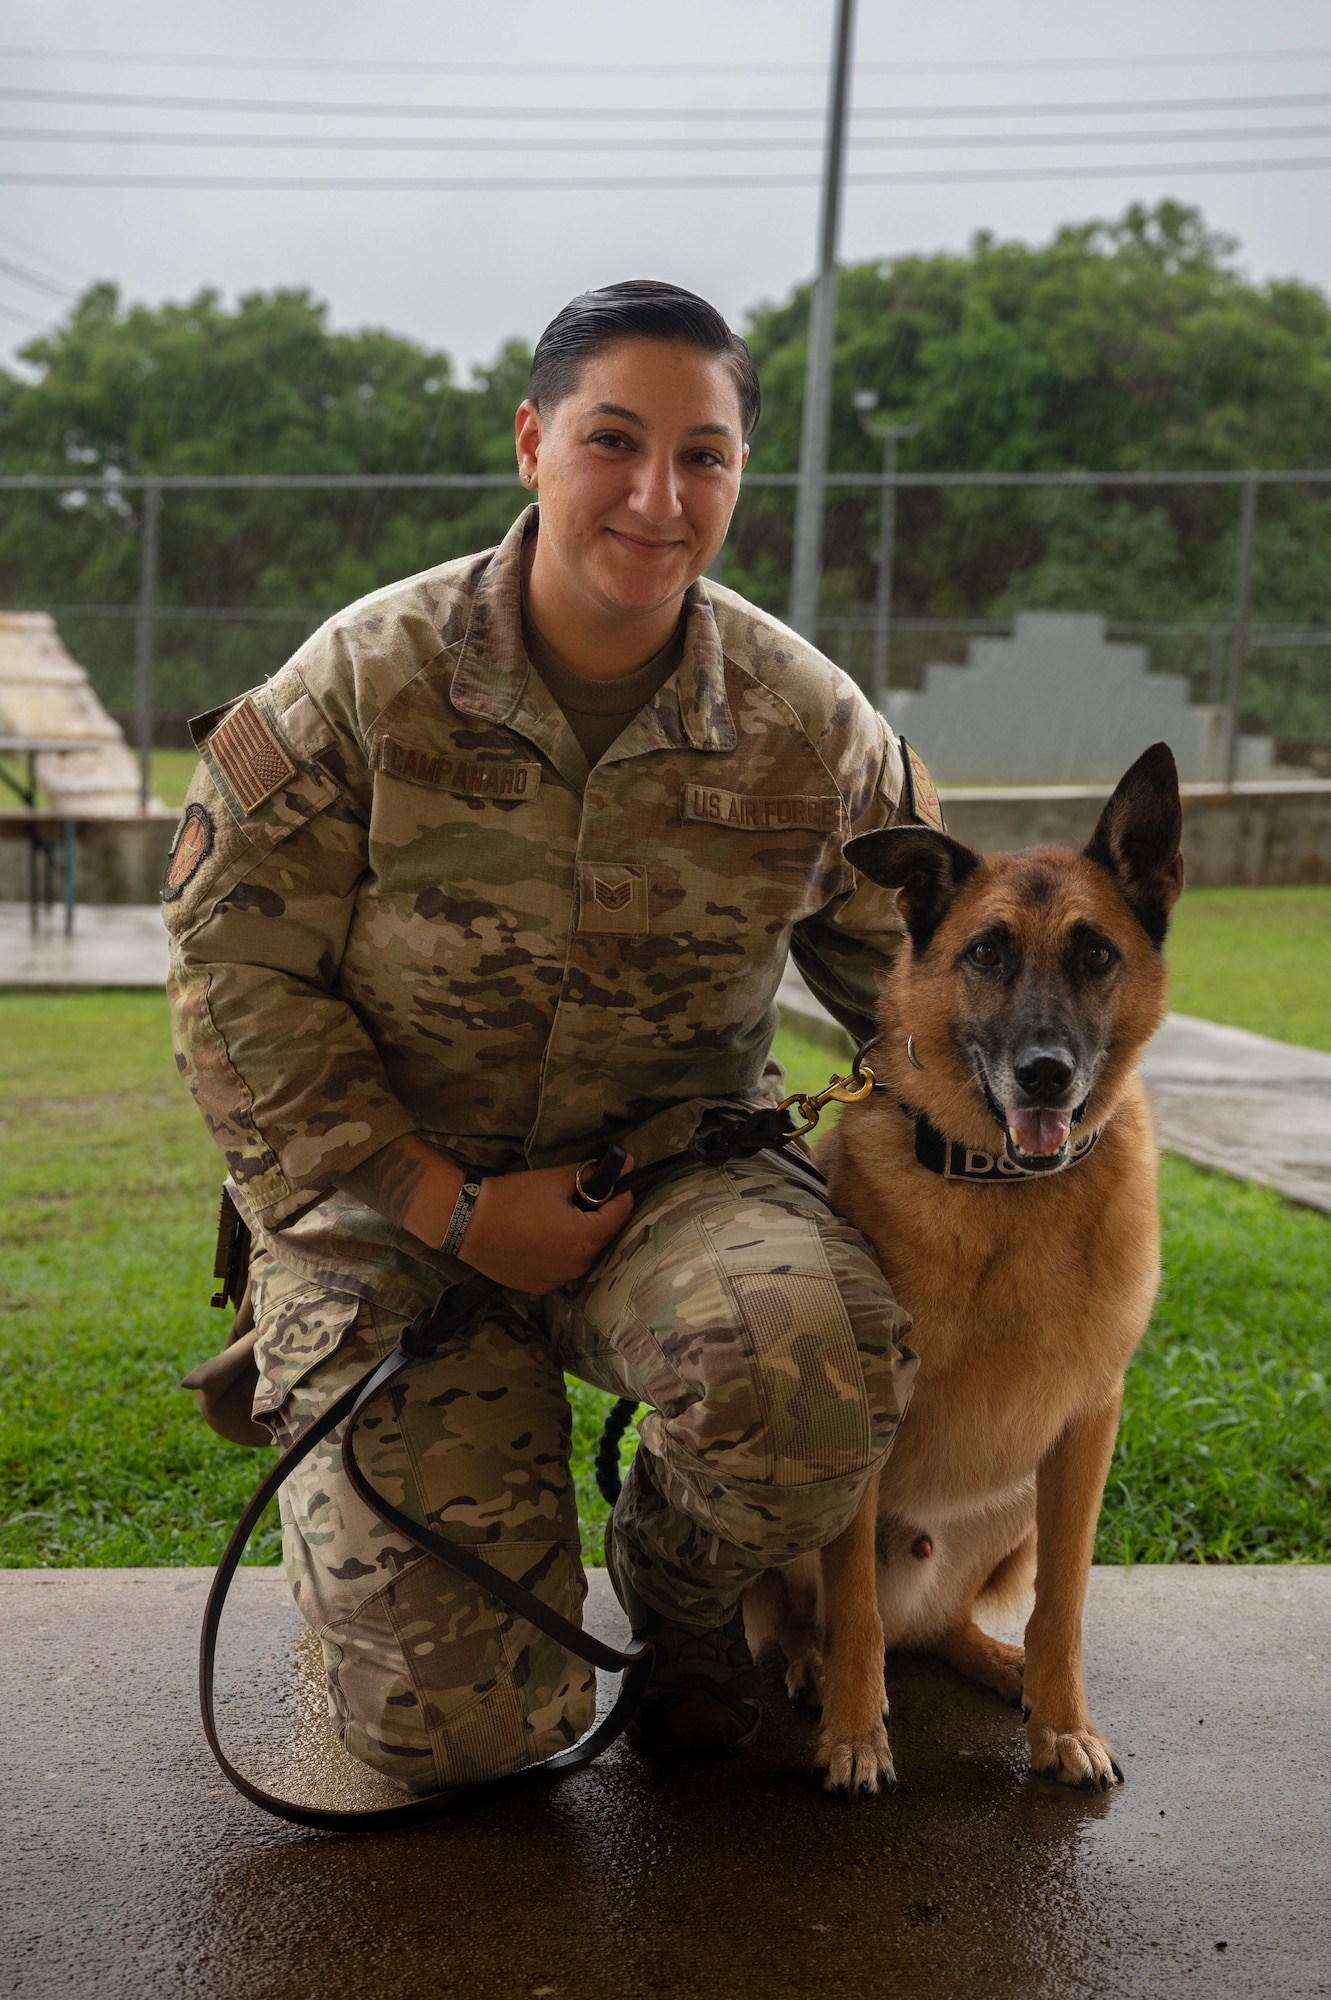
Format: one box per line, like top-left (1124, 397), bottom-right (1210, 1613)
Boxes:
top-left (909, 1109), bottom-right (1102, 1183)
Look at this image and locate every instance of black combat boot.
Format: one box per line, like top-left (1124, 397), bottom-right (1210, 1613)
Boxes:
top-left (605, 1517), bottom-right (762, 1758)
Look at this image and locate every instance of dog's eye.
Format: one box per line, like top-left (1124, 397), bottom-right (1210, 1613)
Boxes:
top-left (967, 940), bottom-right (1001, 969)
top-left (1084, 943), bottom-right (1115, 971)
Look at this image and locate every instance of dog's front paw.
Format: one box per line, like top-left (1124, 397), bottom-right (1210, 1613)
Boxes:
top-left (785, 1647), bottom-right (825, 1711)
top-left (813, 1721), bottom-right (896, 1800)
top-left (1027, 1717), bottom-right (1123, 1792)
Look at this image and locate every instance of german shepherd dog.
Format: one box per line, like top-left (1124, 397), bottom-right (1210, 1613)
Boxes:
top-left (748, 743), bottom-right (1184, 1797)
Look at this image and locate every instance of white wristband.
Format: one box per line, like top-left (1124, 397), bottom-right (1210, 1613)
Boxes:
top-left (440, 1177), bottom-right (483, 1259)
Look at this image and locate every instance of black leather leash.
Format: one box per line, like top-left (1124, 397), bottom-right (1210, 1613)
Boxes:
top-left (200, 1152), bottom-right (662, 1833)
top-left (201, 1065), bottom-right (873, 1832)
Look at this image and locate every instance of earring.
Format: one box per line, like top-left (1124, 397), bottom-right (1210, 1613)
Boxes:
top-left (906, 1035), bottom-right (925, 1071)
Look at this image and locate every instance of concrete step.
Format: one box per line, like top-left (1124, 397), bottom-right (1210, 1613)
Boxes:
top-left (2, 1564), bottom-right (1326, 1999)
top-left (0, 612), bottom-right (163, 815)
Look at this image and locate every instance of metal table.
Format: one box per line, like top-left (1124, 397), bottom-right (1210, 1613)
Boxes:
top-left (0, 736), bottom-right (114, 935)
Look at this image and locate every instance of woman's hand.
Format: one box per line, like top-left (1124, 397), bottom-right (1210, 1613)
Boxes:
top-left (461, 1163), bottom-right (634, 1293)
top-left (334, 1133), bottom-right (633, 1293)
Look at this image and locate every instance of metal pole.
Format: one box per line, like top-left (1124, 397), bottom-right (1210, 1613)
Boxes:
top-left (62, 816), bottom-right (77, 937)
top-left (788, 0), bottom-right (856, 642)
top-left (1207, 624), bottom-right (1226, 703)
top-left (1225, 475), bottom-right (1259, 785)
top-left (135, 479), bottom-right (160, 811)
top-left (867, 430), bottom-right (897, 708)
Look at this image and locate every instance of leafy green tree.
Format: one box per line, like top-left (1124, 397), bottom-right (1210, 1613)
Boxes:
top-left (728, 201), bottom-right (1331, 731)
top-left (1, 204), bottom-right (1328, 735)
top-left (0, 285), bottom-right (526, 720)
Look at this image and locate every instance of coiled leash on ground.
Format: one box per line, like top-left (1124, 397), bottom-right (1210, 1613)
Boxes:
top-left (201, 1054), bottom-right (875, 1832)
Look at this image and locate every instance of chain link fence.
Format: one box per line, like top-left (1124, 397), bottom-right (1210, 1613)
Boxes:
top-left (2, 466), bottom-right (1329, 803)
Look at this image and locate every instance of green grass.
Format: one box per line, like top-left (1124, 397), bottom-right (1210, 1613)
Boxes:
top-left (0, 992), bottom-right (279, 1565)
top-left (0, 753), bottom-right (32, 807)
top-left (0, 749), bottom-right (200, 812)
top-left (1101, 1156), bottom-right (1328, 1561)
top-left (1, 998), bottom-right (1326, 1570)
top-left (1166, 885), bottom-right (1331, 1052)
top-left (150, 749), bottom-right (202, 809)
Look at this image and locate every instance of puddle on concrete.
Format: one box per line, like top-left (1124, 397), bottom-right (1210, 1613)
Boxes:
top-left (6, 1567), bottom-right (1327, 2000)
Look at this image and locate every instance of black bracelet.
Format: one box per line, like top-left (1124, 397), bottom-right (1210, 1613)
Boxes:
top-left (440, 1177), bottom-right (483, 1259)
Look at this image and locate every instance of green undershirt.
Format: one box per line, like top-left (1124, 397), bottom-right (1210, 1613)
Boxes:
top-left (522, 608), bottom-right (686, 771)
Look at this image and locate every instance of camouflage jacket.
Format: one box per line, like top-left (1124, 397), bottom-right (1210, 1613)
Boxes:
top-left (164, 507), bottom-right (933, 1315)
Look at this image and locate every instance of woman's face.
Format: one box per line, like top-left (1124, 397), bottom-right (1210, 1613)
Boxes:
top-left (514, 336), bottom-right (748, 620)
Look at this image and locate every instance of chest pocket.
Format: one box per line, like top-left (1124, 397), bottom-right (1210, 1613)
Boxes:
top-left (365, 738), bottom-right (570, 906)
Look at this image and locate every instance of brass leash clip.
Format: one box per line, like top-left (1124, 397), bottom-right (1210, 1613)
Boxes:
top-left (777, 1061), bottom-right (877, 1138)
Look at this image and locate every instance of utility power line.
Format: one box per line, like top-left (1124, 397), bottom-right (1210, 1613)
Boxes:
top-left (0, 252), bottom-right (78, 299)
top-left (7, 155), bottom-right (1331, 194)
top-left (7, 84), bottom-right (1331, 122)
top-left (6, 121), bottom-right (1331, 155)
top-left (2, 42), bottom-right (1330, 78)
top-left (0, 221), bottom-right (92, 282)
top-left (0, 295), bottom-right (48, 327)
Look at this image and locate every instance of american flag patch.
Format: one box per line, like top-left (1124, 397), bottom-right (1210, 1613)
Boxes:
top-left (208, 696), bottom-right (296, 812)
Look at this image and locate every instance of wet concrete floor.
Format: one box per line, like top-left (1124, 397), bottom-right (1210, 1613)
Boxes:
top-left (2, 1564), bottom-right (1328, 2000)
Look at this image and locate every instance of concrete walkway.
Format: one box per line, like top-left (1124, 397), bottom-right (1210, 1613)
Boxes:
top-left (1143, 1013), bottom-right (1331, 1214)
top-left (1, 1564), bottom-right (1327, 2000)
top-left (0, 901), bottom-right (168, 988)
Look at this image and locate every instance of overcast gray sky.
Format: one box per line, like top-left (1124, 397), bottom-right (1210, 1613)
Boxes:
top-left (3, 0), bottom-right (1331, 379)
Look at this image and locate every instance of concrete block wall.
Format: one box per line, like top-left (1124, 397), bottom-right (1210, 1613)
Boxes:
top-left (938, 781), bottom-right (1331, 887)
top-left (2, 783), bottom-right (1329, 908)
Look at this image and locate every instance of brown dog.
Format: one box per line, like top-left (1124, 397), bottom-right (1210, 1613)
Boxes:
top-left (748, 742), bottom-right (1184, 1797)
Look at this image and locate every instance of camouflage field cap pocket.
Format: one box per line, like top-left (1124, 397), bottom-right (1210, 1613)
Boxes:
top-left (252, 1279), bottom-right (362, 1418)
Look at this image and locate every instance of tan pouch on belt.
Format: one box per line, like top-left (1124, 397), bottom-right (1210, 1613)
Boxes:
top-left (181, 1283), bottom-right (269, 1448)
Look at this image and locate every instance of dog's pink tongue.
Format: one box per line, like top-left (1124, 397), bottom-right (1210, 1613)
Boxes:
top-left (1006, 1107), bottom-right (1072, 1156)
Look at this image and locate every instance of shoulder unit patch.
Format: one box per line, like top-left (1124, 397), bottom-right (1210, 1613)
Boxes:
top-left (207, 695), bottom-right (297, 813)
top-left (161, 802), bottom-right (214, 902)
top-left (900, 739), bottom-right (945, 833)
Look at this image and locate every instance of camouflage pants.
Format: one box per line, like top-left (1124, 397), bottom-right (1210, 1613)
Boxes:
top-left (254, 1153), bottom-right (916, 1792)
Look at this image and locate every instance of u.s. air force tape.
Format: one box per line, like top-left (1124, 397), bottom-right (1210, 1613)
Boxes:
top-left (680, 784), bottom-right (844, 832)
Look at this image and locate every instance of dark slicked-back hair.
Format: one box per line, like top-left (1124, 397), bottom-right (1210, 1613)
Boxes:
top-left (528, 279), bottom-right (761, 439)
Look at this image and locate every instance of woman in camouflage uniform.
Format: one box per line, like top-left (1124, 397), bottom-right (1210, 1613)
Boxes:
top-left (165, 282), bottom-right (929, 1789)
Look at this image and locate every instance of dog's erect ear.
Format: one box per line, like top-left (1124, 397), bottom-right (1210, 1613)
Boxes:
top-left (844, 825), bottom-right (983, 950)
top-left (1084, 742), bottom-right (1185, 947)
